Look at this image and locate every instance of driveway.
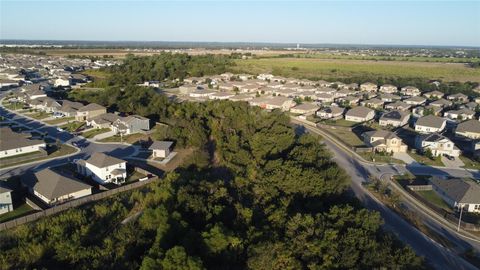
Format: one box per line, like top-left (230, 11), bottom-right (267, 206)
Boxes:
top-left (393, 152), bottom-right (416, 165)
top-left (441, 156), bottom-right (464, 169)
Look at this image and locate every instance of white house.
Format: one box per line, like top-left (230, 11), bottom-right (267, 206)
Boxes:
top-left (443, 108), bottom-right (475, 121)
top-left (316, 106), bottom-right (345, 120)
top-left (429, 177), bottom-right (480, 213)
top-left (0, 186), bottom-right (13, 215)
top-left (54, 77), bottom-right (71, 87)
top-left (345, 106), bottom-right (375, 122)
top-left (77, 153), bottom-right (127, 185)
top-left (290, 103), bottom-right (319, 115)
top-left (415, 115), bottom-right (446, 134)
top-left (455, 120), bottom-right (480, 139)
top-left (400, 86), bottom-right (421, 97)
top-left (360, 82), bottom-right (378, 92)
top-left (379, 110), bottom-right (410, 127)
top-left (0, 127), bottom-right (46, 159)
top-left (149, 141), bottom-right (174, 159)
top-left (379, 84), bottom-right (398, 94)
top-left (32, 168), bottom-right (92, 206)
top-left (415, 133), bottom-right (460, 157)
top-left (249, 96), bottom-right (296, 111)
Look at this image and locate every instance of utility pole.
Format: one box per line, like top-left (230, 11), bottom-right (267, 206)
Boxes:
top-left (457, 204), bottom-right (464, 232)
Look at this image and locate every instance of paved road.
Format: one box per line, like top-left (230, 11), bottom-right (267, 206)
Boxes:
top-left (0, 106), bottom-right (138, 179)
top-left (294, 121), bottom-right (480, 270)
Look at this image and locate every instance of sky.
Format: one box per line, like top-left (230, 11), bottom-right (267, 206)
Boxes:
top-left (1, 1), bottom-right (479, 47)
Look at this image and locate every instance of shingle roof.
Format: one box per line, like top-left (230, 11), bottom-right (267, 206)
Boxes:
top-left (0, 127), bottom-right (45, 151)
top-left (346, 106), bottom-right (374, 118)
top-left (430, 177), bottom-right (480, 204)
top-left (85, 152), bottom-right (125, 168)
top-left (456, 120), bottom-right (480, 134)
top-left (78, 103), bottom-right (106, 112)
top-left (149, 141), bottom-right (174, 151)
top-left (380, 110), bottom-right (410, 121)
top-left (33, 168), bottom-right (91, 200)
top-left (416, 115), bottom-right (446, 129)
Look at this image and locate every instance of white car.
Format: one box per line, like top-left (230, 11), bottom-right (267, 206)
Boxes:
top-left (56, 127), bottom-right (64, 132)
top-left (53, 113), bottom-right (65, 118)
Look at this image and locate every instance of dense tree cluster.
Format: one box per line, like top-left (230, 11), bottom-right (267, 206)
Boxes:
top-left (0, 98), bottom-right (425, 269)
top-left (103, 53), bottom-right (235, 85)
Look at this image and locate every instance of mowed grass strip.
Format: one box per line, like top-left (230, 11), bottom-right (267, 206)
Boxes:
top-left (233, 58), bottom-right (480, 83)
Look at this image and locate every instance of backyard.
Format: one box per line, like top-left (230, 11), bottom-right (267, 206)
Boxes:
top-left (0, 203), bottom-right (36, 223)
top-left (359, 152), bottom-right (404, 164)
top-left (321, 127), bottom-right (364, 147)
top-left (408, 151), bottom-right (444, 167)
top-left (415, 190), bottom-right (452, 213)
top-left (45, 117), bottom-right (75, 125)
top-left (82, 128), bottom-right (111, 138)
top-left (60, 121), bottom-right (85, 132)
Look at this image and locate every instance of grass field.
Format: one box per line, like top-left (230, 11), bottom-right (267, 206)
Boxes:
top-left (82, 128), bottom-right (111, 138)
top-left (282, 53), bottom-right (480, 64)
top-left (322, 127), bottom-right (364, 147)
top-left (459, 156), bottom-right (480, 169)
top-left (44, 117), bottom-right (75, 125)
top-left (409, 151), bottom-right (444, 167)
top-left (0, 203), bottom-right (36, 223)
top-left (60, 121), bottom-right (85, 132)
top-left (416, 190), bottom-right (452, 212)
top-left (359, 152), bottom-right (404, 164)
top-left (232, 58), bottom-right (480, 83)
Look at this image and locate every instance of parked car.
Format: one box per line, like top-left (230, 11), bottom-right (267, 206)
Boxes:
top-left (56, 127), bottom-right (64, 132)
top-left (53, 112), bottom-right (65, 118)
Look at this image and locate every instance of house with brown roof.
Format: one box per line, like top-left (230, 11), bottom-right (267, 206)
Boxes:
top-left (0, 127), bottom-right (46, 159)
top-left (455, 120), bottom-right (480, 139)
top-left (379, 84), bottom-right (398, 94)
top-left (290, 103), bottom-right (319, 115)
top-left (415, 115), bottom-right (446, 133)
top-left (316, 106), bottom-right (345, 120)
top-left (360, 82), bottom-right (377, 92)
top-left (400, 86), bottom-right (421, 97)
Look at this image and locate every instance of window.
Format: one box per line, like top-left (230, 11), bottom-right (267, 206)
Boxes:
top-left (475, 205), bottom-right (480, 210)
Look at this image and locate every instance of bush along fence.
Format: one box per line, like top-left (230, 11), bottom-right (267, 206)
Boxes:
top-left (0, 175), bottom-right (159, 231)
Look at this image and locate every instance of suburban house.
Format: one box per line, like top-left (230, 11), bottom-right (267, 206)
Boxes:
top-left (54, 77), bottom-right (71, 87)
top-left (315, 93), bottom-right (335, 103)
top-left (209, 92), bottom-right (236, 100)
top-left (379, 84), bottom-right (398, 94)
top-left (415, 133), bottom-right (460, 157)
top-left (316, 106), bottom-right (345, 120)
top-left (404, 96), bottom-right (427, 106)
top-left (443, 108), bottom-right (475, 121)
top-left (112, 115), bottom-right (150, 135)
top-left (76, 103), bottom-right (107, 121)
top-left (249, 96), bottom-right (296, 111)
top-left (274, 88), bottom-right (297, 97)
top-left (430, 98), bottom-right (453, 108)
top-left (423, 90), bottom-right (444, 99)
top-left (87, 113), bottom-right (121, 129)
top-left (290, 103), bottom-right (319, 115)
top-left (229, 94), bottom-right (254, 102)
top-left (27, 97), bottom-right (61, 113)
top-left (415, 115), bottom-right (446, 134)
top-left (447, 93), bottom-right (469, 103)
top-left (0, 127), bottom-right (46, 159)
top-left (0, 186), bottom-right (13, 215)
top-left (412, 105), bottom-right (443, 117)
top-left (362, 130), bottom-right (407, 153)
top-left (429, 177), bottom-right (480, 213)
top-left (31, 168), bottom-right (92, 206)
top-left (400, 86), bottom-right (421, 97)
top-left (379, 110), bottom-right (410, 127)
top-left (384, 101), bottom-right (411, 111)
top-left (338, 95), bottom-right (361, 106)
top-left (379, 93), bottom-right (401, 103)
top-left (76, 152), bottom-right (127, 185)
top-left (360, 98), bottom-right (384, 109)
top-left (455, 120), bottom-right (480, 139)
top-left (149, 141), bottom-right (174, 159)
top-left (345, 106), bottom-right (375, 122)
top-left (58, 100), bottom-right (84, 117)
top-left (360, 82), bottom-right (377, 92)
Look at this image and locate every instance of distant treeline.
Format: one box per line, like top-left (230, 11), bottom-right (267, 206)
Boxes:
top-left (103, 53), bottom-right (239, 85)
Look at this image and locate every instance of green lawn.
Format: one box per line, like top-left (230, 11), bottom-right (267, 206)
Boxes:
top-left (0, 144), bottom-right (77, 169)
top-left (409, 151), bottom-right (444, 167)
top-left (416, 190), bottom-right (452, 212)
top-left (82, 128), bottom-right (111, 138)
top-left (0, 203), bottom-right (36, 223)
top-left (60, 121), bottom-right (85, 132)
top-left (320, 119), bottom-right (358, 127)
top-left (125, 171), bottom-right (147, 183)
top-left (28, 111), bottom-right (51, 120)
top-left (44, 117), bottom-right (75, 125)
top-left (1, 100), bottom-right (22, 110)
top-left (459, 156), bottom-right (480, 170)
top-left (322, 127), bottom-right (364, 147)
top-left (232, 57), bottom-right (480, 83)
top-left (0, 151), bottom-right (42, 162)
top-left (359, 152), bottom-right (405, 164)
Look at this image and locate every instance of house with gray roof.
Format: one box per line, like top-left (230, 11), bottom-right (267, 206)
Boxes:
top-left (455, 120), bottom-right (480, 139)
top-left (31, 168), bottom-right (92, 206)
top-left (415, 115), bottom-right (446, 134)
top-left (0, 127), bottom-right (46, 159)
top-left (429, 177), bottom-right (480, 213)
top-left (112, 115), bottom-right (150, 135)
top-left (77, 152), bottom-right (127, 185)
top-left (429, 98), bottom-right (453, 108)
top-left (379, 110), bottom-right (410, 127)
top-left (149, 141), bottom-right (174, 159)
top-left (345, 106), bottom-right (375, 122)
top-left (76, 103), bottom-right (107, 121)
top-left (384, 101), bottom-right (411, 111)
top-left (316, 106), bottom-right (345, 120)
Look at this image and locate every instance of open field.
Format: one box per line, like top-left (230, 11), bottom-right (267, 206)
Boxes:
top-left (282, 53), bottom-right (480, 63)
top-left (232, 58), bottom-right (480, 83)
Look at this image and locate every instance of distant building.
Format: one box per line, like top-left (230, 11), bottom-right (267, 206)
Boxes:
top-left (345, 106), bottom-right (375, 122)
top-left (359, 82), bottom-right (377, 92)
top-left (379, 110), bottom-right (410, 127)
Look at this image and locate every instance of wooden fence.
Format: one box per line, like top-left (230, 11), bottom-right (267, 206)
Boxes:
top-left (0, 176), bottom-right (158, 231)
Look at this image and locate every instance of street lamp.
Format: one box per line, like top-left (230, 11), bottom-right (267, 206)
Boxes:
top-left (457, 204), bottom-right (464, 232)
